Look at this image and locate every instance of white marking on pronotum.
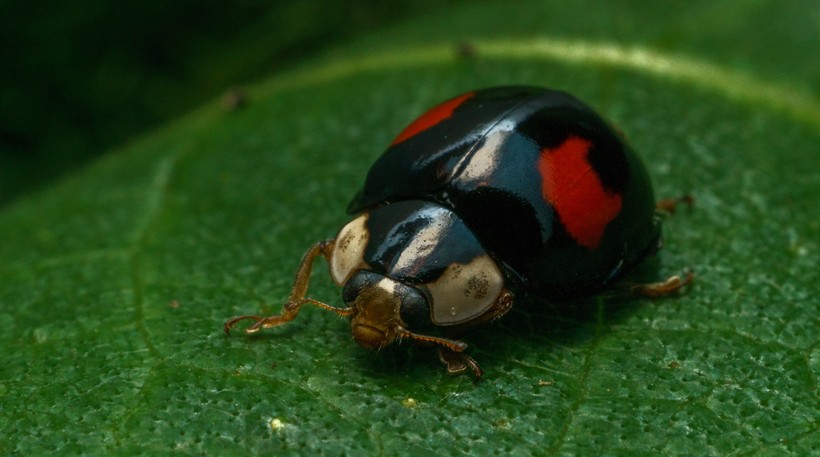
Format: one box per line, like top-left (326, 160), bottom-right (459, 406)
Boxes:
top-left (426, 254), bottom-right (504, 325)
top-left (330, 213), bottom-right (369, 285)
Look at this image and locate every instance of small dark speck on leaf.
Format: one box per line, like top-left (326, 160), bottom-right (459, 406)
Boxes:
top-left (221, 87), bottom-right (248, 111)
top-left (168, 300), bottom-right (180, 308)
top-left (455, 41), bottom-right (478, 59)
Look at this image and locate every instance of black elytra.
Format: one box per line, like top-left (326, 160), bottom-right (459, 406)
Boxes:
top-left (350, 86), bottom-right (659, 299)
top-left (225, 86), bottom-right (685, 379)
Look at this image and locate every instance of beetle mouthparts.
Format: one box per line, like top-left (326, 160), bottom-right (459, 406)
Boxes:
top-left (351, 323), bottom-right (388, 350)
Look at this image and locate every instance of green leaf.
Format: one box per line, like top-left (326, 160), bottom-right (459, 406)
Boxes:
top-left (1, 1), bottom-right (818, 455)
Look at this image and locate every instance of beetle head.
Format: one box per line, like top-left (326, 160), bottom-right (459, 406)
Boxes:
top-left (342, 271), bottom-right (426, 350)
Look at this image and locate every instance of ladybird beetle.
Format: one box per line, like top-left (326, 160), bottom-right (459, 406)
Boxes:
top-left (225, 86), bottom-right (691, 378)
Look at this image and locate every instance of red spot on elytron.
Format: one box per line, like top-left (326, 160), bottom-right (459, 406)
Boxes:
top-left (539, 136), bottom-right (623, 249)
top-left (391, 92), bottom-right (475, 145)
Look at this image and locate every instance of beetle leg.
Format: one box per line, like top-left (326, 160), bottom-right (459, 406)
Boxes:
top-left (396, 328), bottom-right (483, 379)
top-left (489, 290), bottom-right (514, 321)
top-left (469, 289), bottom-right (514, 326)
top-left (630, 270), bottom-right (694, 298)
top-left (224, 239), bottom-right (353, 334)
top-left (396, 327), bottom-right (468, 352)
top-left (656, 194), bottom-right (694, 215)
top-left (436, 289), bottom-right (514, 340)
top-left (437, 348), bottom-right (484, 379)
top-left (395, 291), bottom-right (514, 379)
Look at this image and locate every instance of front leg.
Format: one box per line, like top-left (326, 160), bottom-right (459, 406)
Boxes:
top-left (224, 239), bottom-right (353, 334)
top-left (422, 289), bottom-right (514, 380)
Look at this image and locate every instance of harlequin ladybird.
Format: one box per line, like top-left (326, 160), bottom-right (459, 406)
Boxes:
top-left (225, 86), bottom-right (691, 378)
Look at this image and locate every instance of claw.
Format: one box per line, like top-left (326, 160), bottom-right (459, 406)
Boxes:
top-left (631, 270), bottom-right (694, 298)
top-left (438, 348), bottom-right (483, 380)
top-left (224, 315), bottom-right (263, 334)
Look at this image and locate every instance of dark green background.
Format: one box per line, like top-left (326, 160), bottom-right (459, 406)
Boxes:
top-left (0, 0), bottom-right (442, 206)
top-left (1, 1), bottom-right (818, 455)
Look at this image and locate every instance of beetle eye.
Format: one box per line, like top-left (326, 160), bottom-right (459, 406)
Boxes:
top-left (398, 288), bottom-right (432, 331)
top-left (342, 270), bottom-right (380, 304)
